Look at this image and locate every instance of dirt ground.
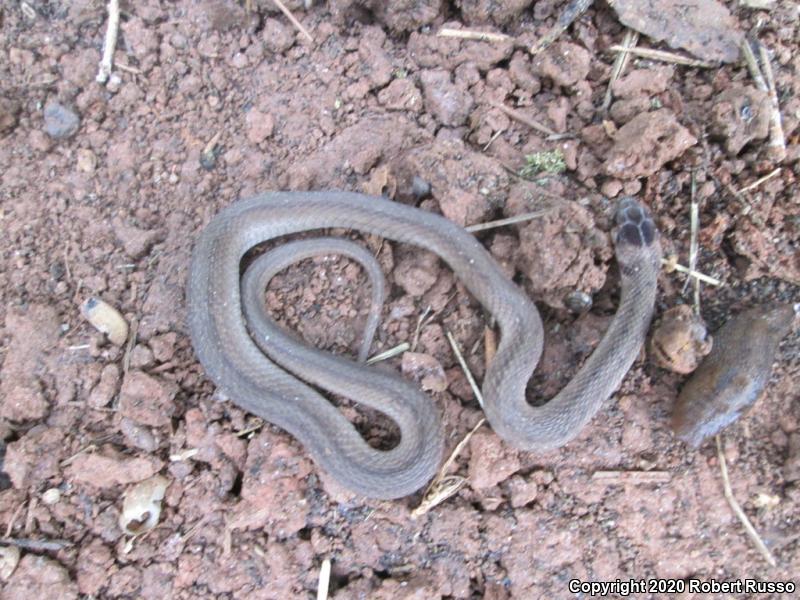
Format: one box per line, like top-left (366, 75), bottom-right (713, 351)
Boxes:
top-left (1, 0), bottom-right (799, 598)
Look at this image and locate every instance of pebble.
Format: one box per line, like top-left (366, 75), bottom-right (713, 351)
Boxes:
top-left (43, 102), bottom-right (80, 139)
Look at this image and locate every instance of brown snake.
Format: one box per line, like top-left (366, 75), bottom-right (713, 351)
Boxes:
top-left (187, 192), bottom-right (661, 498)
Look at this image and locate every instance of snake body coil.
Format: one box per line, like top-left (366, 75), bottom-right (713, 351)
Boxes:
top-left (187, 192), bottom-right (661, 498)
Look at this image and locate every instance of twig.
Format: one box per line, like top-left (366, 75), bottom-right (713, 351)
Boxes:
top-left (737, 168), bottom-right (782, 194)
top-left (366, 342), bottom-right (410, 365)
top-left (122, 317), bottom-right (138, 374)
top-left (601, 29), bottom-right (639, 114)
top-left (684, 171), bottom-right (701, 314)
top-left (445, 331), bottom-right (484, 408)
top-left (715, 436), bottom-right (777, 567)
top-left (410, 306), bottom-right (433, 353)
top-left (0, 537), bottom-right (73, 552)
top-left (758, 43), bottom-right (786, 162)
top-left (607, 45), bottom-right (716, 69)
top-left (530, 0), bottom-right (593, 55)
top-left (482, 127), bottom-right (505, 152)
top-left (741, 39), bottom-right (767, 92)
top-left (592, 470), bottom-right (671, 484)
top-left (661, 257), bottom-right (722, 287)
top-left (317, 558), bottom-right (331, 600)
top-left (438, 28), bottom-right (512, 44)
top-left (271, 0), bottom-right (314, 44)
top-left (235, 419), bottom-right (264, 438)
top-left (465, 209), bottom-right (551, 233)
top-left (489, 101), bottom-right (559, 138)
top-left (96, 0), bottom-right (120, 84)
top-left (412, 418), bottom-right (486, 517)
top-left (4, 502), bottom-right (26, 538)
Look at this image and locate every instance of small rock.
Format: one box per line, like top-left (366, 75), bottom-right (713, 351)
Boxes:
top-left (245, 109), bottom-right (275, 145)
top-left (419, 69), bottom-right (474, 127)
top-left (43, 102), bottom-right (80, 139)
top-left (112, 219), bottom-right (164, 259)
top-left (150, 332), bottom-right (177, 363)
top-left (87, 364), bottom-right (120, 408)
top-left (532, 41), bottom-right (590, 88)
top-left (119, 417), bottom-right (158, 453)
top-left (1, 305), bottom-right (60, 421)
top-left (3, 426), bottom-right (65, 489)
top-left (650, 305), bottom-right (713, 374)
top-left (468, 430), bottom-right (521, 489)
top-left (378, 78), bottom-right (423, 113)
top-left (710, 85), bottom-right (771, 155)
top-left (118, 370), bottom-right (178, 427)
top-left (401, 352), bottom-right (448, 392)
top-left (611, 66), bottom-right (674, 99)
top-left (2, 555), bottom-right (78, 600)
top-left (41, 488), bottom-right (61, 505)
top-left (604, 109), bottom-right (697, 179)
top-left (128, 344), bottom-right (155, 369)
top-left (0, 97), bottom-right (21, 135)
top-left (393, 254), bottom-right (439, 296)
top-left (262, 18), bottom-right (295, 53)
top-left (507, 475), bottom-right (538, 508)
top-left (65, 449), bottom-right (162, 488)
top-left (76, 148), bottom-right (97, 173)
top-left (234, 430), bottom-right (313, 537)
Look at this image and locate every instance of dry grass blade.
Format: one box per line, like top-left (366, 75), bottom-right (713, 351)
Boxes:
top-left (661, 257), bottom-right (722, 287)
top-left (607, 45), bottom-right (716, 68)
top-left (272, 0), bottom-right (314, 43)
top-left (366, 342), bottom-right (410, 365)
top-left (317, 558), bottom-right (331, 600)
top-left (758, 44), bottom-right (787, 162)
top-left (445, 331), bottom-right (484, 408)
top-left (0, 537), bottom-right (73, 552)
top-left (437, 28), bottom-right (512, 43)
top-left (592, 470), bottom-right (671, 484)
top-left (490, 101), bottom-right (558, 137)
top-left (684, 171), bottom-right (701, 313)
top-left (465, 209), bottom-right (550, 233)
top-left (412, 419), bottom-right (486, 517)
top-left (737, 168), bottom-right (781, 194)
top-left (530, 0), bottom-right (593, 55)
top-left (96, 0), bottom-right (120, 83)
top-left (601, 29), bottom-right (639, 113)
top-left (715, 436), bottom-right (777, 567)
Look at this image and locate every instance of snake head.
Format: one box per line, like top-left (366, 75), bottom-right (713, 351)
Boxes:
top-left (614, 197), bottom-right (661, 269)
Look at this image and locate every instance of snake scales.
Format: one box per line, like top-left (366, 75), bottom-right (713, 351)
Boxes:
top-left (187, 192), bottom-right (661, 498)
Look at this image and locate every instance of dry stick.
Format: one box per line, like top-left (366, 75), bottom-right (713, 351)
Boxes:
top-left (0, 537), bottom-right (73, 552)
top-left (272, 0), bottom-right (314, 44)
top-left (661, 257), bottom-right (722, 287)
top-left (490, 101), bottom-right (559, 138)
top-left (317, 558), bottom-right (332, 600)
top-left (96, 0), bottom-right (120, 83)
top-left (715, 436), bottom-right (777, 567)
top-left (465, 209), bottom-right (550, 233)
top-left (412, 418), bottom-right (486, 518)
top-left (607, 45), bottom-right (717, 69)
top-left (601, 29), bottom-right (639, 114)
top-left (741, 39), bottom-right (767, 91)
top-left (412, 334), bottom-right (488, 517)
top-left (437, 28), bottom-right (512, 44)
top-left (738, 167), bottom-right (782, 194)
top-left (592, 470), bottom-right (671, 484)
top-left (758, 43), bottom-right (787, 162)
top-left (366, 342), bottom-right (410, 365)
top-left (530, 0), bottom-right (593, 55)
top-left (446, 330), bottom-right (484, 408)
top-left (683, 172), bottom-right (701, 313)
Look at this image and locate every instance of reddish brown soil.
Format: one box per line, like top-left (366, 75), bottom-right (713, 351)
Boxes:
top-left (1, 1), bottom-right (799, 598)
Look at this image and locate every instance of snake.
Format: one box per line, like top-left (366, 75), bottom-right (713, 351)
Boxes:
top-left (186, 192), bottom-right (662, 499)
